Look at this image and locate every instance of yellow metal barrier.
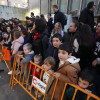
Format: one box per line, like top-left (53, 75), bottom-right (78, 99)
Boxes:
top-left (10, 55), bottom-right (100, 100)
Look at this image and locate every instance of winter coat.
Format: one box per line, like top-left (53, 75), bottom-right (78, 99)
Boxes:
top-left (65, 85), bottom-right (96, 100)
top-left (45, 44), bottom-right (59, 71)
top-left (54, 10), bottom-right (66, 29)
top-left (47, 18), bottom-right (54, 34)
top-left (21, 50), bottom-right (34, 63)
top-left (63, 31), bottom-right (76, 44)
top-left (11, 36), bottom-right (24, 55)
top-left (79, 8), bottom-right (94, 32)
top-left (32, 29), bottom-right (49, 58)
top-left (19, 36), bottom-right (29, 51)
top-left (49, 56), bottom-right (80, 100)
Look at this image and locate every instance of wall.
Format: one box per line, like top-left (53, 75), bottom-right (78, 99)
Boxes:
top-left (0, 5), bottom-right (28, 20)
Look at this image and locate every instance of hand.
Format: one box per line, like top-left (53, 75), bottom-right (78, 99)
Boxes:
top-left (92, 59), bottom-right (98, 67)
top-left (36, 68), bottom-right (40, 72)
top-left (54, 72), bottom-right (61, 78)
top-left (47, 70), bottom-right (54, 75)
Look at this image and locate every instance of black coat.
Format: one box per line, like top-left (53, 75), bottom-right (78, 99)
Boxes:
top-left (47, 18), bottom-right (54, 34)
top-left (54, 10), bottom-right (66, 29)
top-left (79, 8), bottom-right (94, 32)
top-left (63, 31), bottom-right (76, 45)
top-left (32, 29), bottom-right (49, 59)
top-left (45, 44), bottom-right (59, 71)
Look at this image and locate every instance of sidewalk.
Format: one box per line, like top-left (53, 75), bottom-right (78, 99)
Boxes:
top-left (0, 61), bottom-right (33, 100)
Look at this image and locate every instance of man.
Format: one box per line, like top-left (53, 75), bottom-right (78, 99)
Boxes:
top-left (79, 1), bottom-right (95, 32)
top-left (53, 5), bottom-right (67, 29)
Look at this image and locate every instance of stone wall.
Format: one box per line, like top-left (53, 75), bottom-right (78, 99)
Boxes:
top-left (0, 5), bottom-right (28, 20)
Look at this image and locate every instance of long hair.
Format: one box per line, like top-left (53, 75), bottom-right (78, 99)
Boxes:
top-left (52, 22), bottom-right (62, 35)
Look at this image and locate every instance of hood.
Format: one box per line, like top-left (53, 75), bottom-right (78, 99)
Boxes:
top-left (28, 50), bottom-right (34, 55)
top-left (66, 56), bottom-right (80, 64)
top-left (15, 36), bottom-right (24, 44)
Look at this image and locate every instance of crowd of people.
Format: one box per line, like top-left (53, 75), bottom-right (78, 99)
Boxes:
top-left (0, 1), bottom-right (100, 100)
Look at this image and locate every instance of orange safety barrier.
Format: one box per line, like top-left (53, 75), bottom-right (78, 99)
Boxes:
top-left (10, 55), bottom-right (100, 100)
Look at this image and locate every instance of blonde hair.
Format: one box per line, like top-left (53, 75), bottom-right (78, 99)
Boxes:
top-left (23, 43), bottom-right (32, 50)
top-left (52, 22), bottom-right (62, 34)
top-left (44, 56), bottom-right (56, 69)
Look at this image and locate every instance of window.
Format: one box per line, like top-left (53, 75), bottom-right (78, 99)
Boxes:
top-left (0, 0), bottom-right (28, 8)
top-left (50, 0), bottom-right (57, 13)
top-left (60, 0), bottom-right (68, 13)
top-left (71, 0), bottom-right (81, 11)
top-left (41, 0), bottom-right (48, 14)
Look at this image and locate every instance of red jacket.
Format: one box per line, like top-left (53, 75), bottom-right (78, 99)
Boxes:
top-left (28, 63), bottom-right (41, 78)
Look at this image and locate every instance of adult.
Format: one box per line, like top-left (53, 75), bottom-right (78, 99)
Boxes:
top-left (32, 18), bottom-right (49, 58)
top-left (47, 13), bottom-right (54, 36)
top-left (72, 24), bottom-right (95, 70)
top-left (79, 1), bottom-right (95, 32)
top-left (63, 22), bottom-right (79, 44)
top-left (53, 5), bottom-right (67, 29)
top-left (94, 23), bottom-right (100, 40)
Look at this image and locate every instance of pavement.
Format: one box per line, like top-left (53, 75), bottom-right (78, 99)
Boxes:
top-left (0, 60), bottom-right (33, 100)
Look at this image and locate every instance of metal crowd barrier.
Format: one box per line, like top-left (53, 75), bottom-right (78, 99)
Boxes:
top-left (9, 55), bottom-right (100, 100)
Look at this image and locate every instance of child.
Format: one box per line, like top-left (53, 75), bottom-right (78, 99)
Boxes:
top-left (45, 34), bottom-right (62, 71)
top-left (65, 69), bottom-right (96, 100)
top-left (37, 56), bottom-right (56, 98)
top-left (28, 54), bottom-right (42, 78)
top-left (48, 43), bottom-right (80, 100)
top-left (10, 31), bottom-right (24, 69)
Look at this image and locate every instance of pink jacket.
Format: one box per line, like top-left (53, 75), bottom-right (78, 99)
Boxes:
top-left (11, 36), bottom-right (24, 55)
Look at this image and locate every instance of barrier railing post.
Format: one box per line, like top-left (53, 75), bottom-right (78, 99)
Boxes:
top-left (51, 79), bottom-right (58, 100)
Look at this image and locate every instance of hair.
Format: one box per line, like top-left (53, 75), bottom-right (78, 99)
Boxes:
top-left (48, 13), bottom-right (51, 16)
top-left (31, 12), bottom-right (34, 16)
top-left (59, 43), bottom-right (73, 54)
top-left (74, 24), bottom-right (95, 48)
top-left (40, 14), bottom-right (44, 18)
top-left (25, 16), bottom-right (30, 20)
top-left (14, 31), bottom-right (21, 39)
top-left (52, 22), bottom-right (62, 34)
top-left (23, 43), bottom-right (32, 50)
top-left (18, 25), bottom-right (25, 31)
top-left (53, 5), bottom-right (58, 9)
top-left (79, 69), bottom-right (94, 84)
top-left (21, 29), bottom-right (28, 36)
top-left (72, 21), bottom-right (79, 30)
top-left (44, 56), bottom-right (56, 69)
top-left (87, 1), bottom-right (94, 9)
top-left (34, 18), bottom-right (46, 33)
top-left (34, 54), bottom-right (42, 63)
top-left (51, 34), bottom-right (62, 42)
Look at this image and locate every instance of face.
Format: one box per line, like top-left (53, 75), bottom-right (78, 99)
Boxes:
top-left (18, 26), bottom-right (21, 31)
top-left (54, 23), bottom-right (59, 29)
top-left (58, 50), bottom-right (71, 61)
top-left (13, 23), bottom-right (16, 28)
top-left (6, 27), bottom-right (11, 32)
top-left (78, 77), bottom-right (90, 89)
top-left (52, 38), bottom-right (61, 48)
top-left (53, 7), bottom-right (58, 12)
top-left (34, 57), bottom-right (40, 65)
top-left (42, 62), bottom-right (52, 71)
top-left (47, 15), bottom-right (51, 19)
top-left (68, 23), bottom-right (77, 32)
top-left (96, 23), bottom-right (100, 34)
top-left (23, 47), bottom-right (31, 55)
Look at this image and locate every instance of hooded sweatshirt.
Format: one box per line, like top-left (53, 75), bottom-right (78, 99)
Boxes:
top-left (49, 56), bottom-right (80, 100)
top-left (11, 36), bottom-right (24, 55)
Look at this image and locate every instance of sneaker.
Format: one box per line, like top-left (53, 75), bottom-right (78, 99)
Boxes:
top-left (8, 70), bottom-right (20, 75)
top-left (8, 70), bottom-right (12, 75)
